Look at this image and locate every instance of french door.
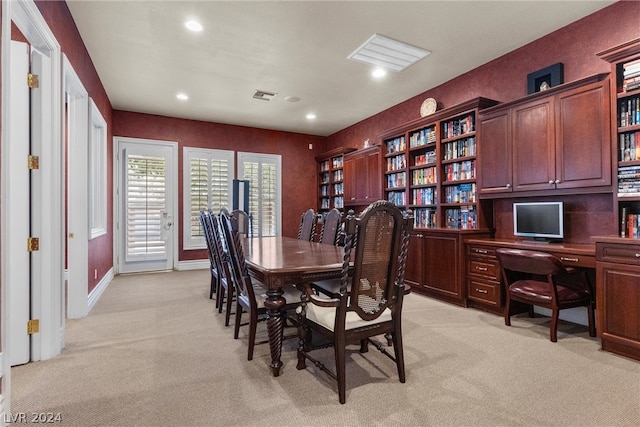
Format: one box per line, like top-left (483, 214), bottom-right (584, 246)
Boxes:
top-left (115, 138), bottom-right (177, 273)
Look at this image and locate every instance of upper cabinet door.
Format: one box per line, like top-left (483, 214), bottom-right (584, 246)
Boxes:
top-left (478, 110), bottom-right (513, 194)
top-left (512, 97), bottom-right (556, 192)
top-left (555, 80), bottom-right (611, 189)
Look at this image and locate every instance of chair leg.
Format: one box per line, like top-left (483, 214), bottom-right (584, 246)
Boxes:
top-left (209, 274), bottom-right (217, 300)
top-left (550, 308), bottom-right (559, 342)
top-left (359, 339), bottom-right (368, 353)
top-left (504, 296), bottom-right (512, 326)
top-left (393, 318), bottom-right (406, 383)
top-left (218, 284), bottom-right (225, 314)
top-left (587, 303), bottom-right (596, 337)
top-left (234, 301), bottom-right (242, 339)
top-left (335, 335), bottom-right (347, 404)
top-left (224, 286), bottom-right (234, 327)
top-left (247, 309), bottom-right (258, 361)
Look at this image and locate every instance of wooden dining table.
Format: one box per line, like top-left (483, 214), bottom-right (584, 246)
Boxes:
top-left (241, 236), bottom-right (347, 377)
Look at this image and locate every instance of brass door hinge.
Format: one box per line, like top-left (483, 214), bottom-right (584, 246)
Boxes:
top-left (27, 237), bottom-right (40, 252)
top-left (28, 155), bottom-right (40, 170)
top-left (27, 72), bottom-right (39, 89)
top-left (27, 319), bottom-right (40, 335)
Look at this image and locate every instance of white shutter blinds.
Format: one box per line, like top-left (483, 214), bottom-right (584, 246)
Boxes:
top-left (238, 153), bottom-right (281, 237)
top-left (125, 154), bottom-right (167, 261)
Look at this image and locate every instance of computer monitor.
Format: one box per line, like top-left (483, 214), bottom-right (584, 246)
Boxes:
top-left (513, 201), bottom-right (564, 242)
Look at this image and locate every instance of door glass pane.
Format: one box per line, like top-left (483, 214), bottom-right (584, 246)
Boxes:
top-left (126, 154), bottom-right (167, 261)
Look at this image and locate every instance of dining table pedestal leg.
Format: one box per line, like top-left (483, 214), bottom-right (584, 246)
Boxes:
top-left (264, 287), bottom-right (286, 377)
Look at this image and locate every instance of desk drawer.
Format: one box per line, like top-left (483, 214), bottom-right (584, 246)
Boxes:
top-left (597, 242), bottom-right (640, 266)
top-left (467, 245), bottom-right (496, 258)
top-left (467, 278), bottom-right (502, 306)
top-left (468, 259), bottom-right (499, 280)
top-left (549, 252), bottom-right (596, 268)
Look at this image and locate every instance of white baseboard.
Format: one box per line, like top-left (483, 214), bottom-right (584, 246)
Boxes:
top-left (177, 260), bottom-right (209, 271)
top-left (88, 267), bottom-right (114, 312)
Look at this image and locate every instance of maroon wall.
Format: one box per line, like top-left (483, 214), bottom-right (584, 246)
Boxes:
top-left (34, 0), bottom-right (113, 292)
top-left (113, 111), bottom-right (325, 261)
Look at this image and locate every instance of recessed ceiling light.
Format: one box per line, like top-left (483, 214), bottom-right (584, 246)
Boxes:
top-left (184, 20), bottom-right (203, 32)
top-left (306, 113), bottom-right (316, 120)
top-left (372, 68), bottom-right (386, 78)
top-left (176, 93), bottom-right (189, 101)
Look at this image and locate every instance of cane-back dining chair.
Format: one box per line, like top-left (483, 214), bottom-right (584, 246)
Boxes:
top-left (296, 200), bottom-right (413, 404)
top-left (496, 248), bottom-right (596, 342)
top-left (219, 210), bottom-right (300, 360)
top-left (231, 209), bottom-right (252, 238)
top-left (318, 208), bottom-right (343, 245)
top-left (298, 208), bottom-right (318, 241)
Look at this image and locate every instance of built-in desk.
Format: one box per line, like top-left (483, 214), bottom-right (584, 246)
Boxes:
top-left (464, 238), bottom-right (595, 315)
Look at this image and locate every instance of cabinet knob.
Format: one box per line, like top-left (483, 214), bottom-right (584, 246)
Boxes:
top-left (505, 183), bottom-right (512, 188)
top-left (555, 179), bottom-right (560, 184)
top-left (549, 180), bottom-right (554, 185)
top-left (636, 253), bottom-right (640, 258)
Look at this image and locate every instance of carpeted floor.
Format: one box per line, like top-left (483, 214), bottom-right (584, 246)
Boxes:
top-left (10, 269), bottom-right (640, 426)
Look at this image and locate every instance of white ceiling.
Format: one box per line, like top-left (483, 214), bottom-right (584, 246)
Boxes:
top-left (65, 0), bottom-right (614, 137)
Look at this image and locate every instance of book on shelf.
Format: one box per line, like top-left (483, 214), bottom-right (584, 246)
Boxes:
top-left (619, 132), bottom-right (640, 161)
top-left (625, 212), bottom-right (640, 238)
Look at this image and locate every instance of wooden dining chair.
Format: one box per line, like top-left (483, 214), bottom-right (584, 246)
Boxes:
top-left (298, 208), bottom-right (318, 241)
top-left (496, 248), bottom-right (596, 342)
top-left (209, 211), bottom-right (237, 326)
top-left (318, 208), bottom-right (343, 245)
top-left (199, 210), bottom-right (220, 300)
top-left (231, 209), bottom-right (252, 238)
top-left (296, 200), bottom-right (413, 404)
top-left (219, 210), bottom-right (300, 360)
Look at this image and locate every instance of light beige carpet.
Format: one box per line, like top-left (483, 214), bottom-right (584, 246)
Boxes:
top-left (10, 269), bottom-right (640, 426)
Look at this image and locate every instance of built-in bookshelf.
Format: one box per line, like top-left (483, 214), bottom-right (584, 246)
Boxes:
top-left (381, 98), bottom-right (498, 230)
top-left (316, 147), bottom-right (356, 212)
top-left (599, 38), bottom-right (640, 238)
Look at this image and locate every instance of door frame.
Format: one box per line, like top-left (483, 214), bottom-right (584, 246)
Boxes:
top-left (63, 54), bottom-right (90, 319)
top-left (2, 0), bottom-right (64, 412)
top-left (113, 136), bottom-right (179, 274)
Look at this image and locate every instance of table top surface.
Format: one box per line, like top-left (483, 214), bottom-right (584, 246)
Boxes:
top-left (241, 236), bottom-right (346, 276)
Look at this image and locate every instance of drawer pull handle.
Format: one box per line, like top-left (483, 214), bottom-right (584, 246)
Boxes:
top-left (560, 257), bottom-right (579, 263)
top-left (475, 249), bottom-right (488, 254)
top-left (475, 288), bottom-right (488, 294)
top-left (476, 267), bottom-right (488, 271)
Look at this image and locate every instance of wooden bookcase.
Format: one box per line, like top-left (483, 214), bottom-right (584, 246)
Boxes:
top-left (381, 97), bottom-right (499, 230)
top-left (598, 38), bottom-right (640, 238)
top-left (315, 147), bottom-right (355, 213)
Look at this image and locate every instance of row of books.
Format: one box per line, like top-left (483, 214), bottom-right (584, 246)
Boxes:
top-left (620, 131), bottom-right (640, 161)
top-left (409, 126), bottom-right (437, 148)
top-left (412, 167), bottom-right (437, 185)
top-left (619, 96), bottom-right (640, 127)
top-left (412, 187), bottom-right (436, 205)
top-left (333, 196), bottom-right (344, 209)
top-left (444, 183), bottom-right (476, 204)
top-left (386, 136), bottom-right (406, 154)
top-left (618, 165), bottom-right (640, 195)
top-left (386, 172), bottom-right (406, 189)
top-left (445, 207), bottom-right (476, 230)
top-left (621, 208), bottom-right (640, 238)
top-left (623, 58), bottom-right (640, 92)
top-left (319, 160), bottom-right (330, 172)
top-left (386, 153), bottom-right (406, 172)
top-left (443, 160), bottom-right (475, 182)
top-left (331, 156), bottom-right (343, 169)
top-left (319, 173), bottom-right (330, 184)
top-left (414, 208), bottom-right (437, 229)
top-left (443, 137), bottom-right (476, 161)
top-left (443, 114), bottom-right (475, 139)
top-left (413, 150), bottom-right (436, 166)
top-left (387, 191), bottom-right (406, 207)
top-left (333, 183), bottom-right (343, 195)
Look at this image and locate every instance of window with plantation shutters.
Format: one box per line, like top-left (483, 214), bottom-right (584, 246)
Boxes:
top-left (238, 152), bottom-right (282, 237)
top-left (183, 148), bottom-right (234, 249)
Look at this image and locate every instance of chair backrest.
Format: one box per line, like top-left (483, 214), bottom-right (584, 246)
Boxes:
top-left (219, 210), bottom-right (258, 310)
top-left (298, 208), bottom-right (318, 241)
top-left (495, 248), bottom-right (566, 278)
top-left (339, 200), bottom-right (412, 321)
top-left (200, 210), bottom-right (224, 274)
top-left (231, 209), bottom-right (252, 238)
top-left (319, 208), bottom-right (342, 245)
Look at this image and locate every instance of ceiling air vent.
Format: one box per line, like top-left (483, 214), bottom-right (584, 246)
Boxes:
top-left (348, 33), bottom-right (430, 72)
top-left (253, 90), bottom-right (277, 101)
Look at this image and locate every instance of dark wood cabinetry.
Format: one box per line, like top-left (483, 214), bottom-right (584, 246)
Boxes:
top-left (316, 147), bottom-right (356, 213)
top-left (343, 146), bottom-right (382, 207)
top-left (478, 74), bottom-right (611, 197)
top-left (465, 243), bottom-right (502, 313)
top-left (595, 237), bottom-right (640, 361)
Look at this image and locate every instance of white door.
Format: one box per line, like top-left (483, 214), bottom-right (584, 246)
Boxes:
top-left (116, 138), bottom-right (177, 273)
top-left (8, 41), bottom-right (31, 366)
